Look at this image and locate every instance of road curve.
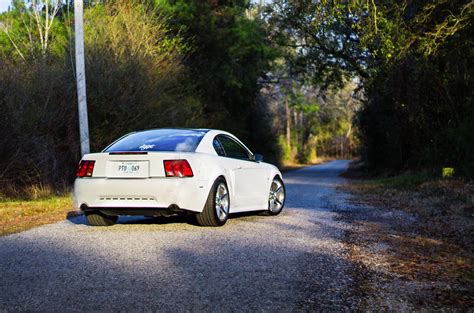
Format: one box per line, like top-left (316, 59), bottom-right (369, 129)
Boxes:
top-left (0, 160), bottom-right (357, 311)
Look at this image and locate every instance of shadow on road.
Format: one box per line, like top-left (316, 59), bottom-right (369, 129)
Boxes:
top-left (66, 211), bottom-right (266, 227)
top-left (0, 213), bottom-right (359, 311)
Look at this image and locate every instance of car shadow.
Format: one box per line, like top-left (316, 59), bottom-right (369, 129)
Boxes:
top-left (66, 211), bottom-right (266, 227)
top-left (66, 213), bottom-right (197, 226)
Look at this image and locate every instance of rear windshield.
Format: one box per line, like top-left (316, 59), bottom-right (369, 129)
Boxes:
top-left (104, 129), bottom-right (207, 152)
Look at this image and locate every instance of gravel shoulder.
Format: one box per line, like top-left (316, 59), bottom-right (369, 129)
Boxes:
top-left (0, 160), bottom-right (359, 311)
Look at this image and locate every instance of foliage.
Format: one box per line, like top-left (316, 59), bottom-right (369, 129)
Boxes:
top-left (0, 1), bottom-right (203, 194)
top-left (278, 135), bottom-right (291, 163)
top-left (83, 1), bottom-right (202, 151)
top-left (154, 0), bottom-right (276, 158)
top-left (442, 168), bottom-right (455, 178)
top-left (266, 76), bottom-right (360, 163)
top-left (255, 1), bottom-right (363, 164)
top-left (0, 0), bottom-right (279, 196)
top-left (368, 172), bottom-right (434, 190)
top-left (0, 0), bottom-right (68, 61)
top-left (0, 59), bottom-right (78, 191)
top-left (356, 0), bottom-right (474, 175)
top-left (265, 0), bottom-right (474, 176)
top-left (4, 0), bottom-right (468, 198)
top-left (263, 0), bottom-right (369, 86)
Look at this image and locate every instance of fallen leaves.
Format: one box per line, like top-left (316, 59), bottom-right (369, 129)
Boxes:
top-left (338, 175), bottom-right (474, 310)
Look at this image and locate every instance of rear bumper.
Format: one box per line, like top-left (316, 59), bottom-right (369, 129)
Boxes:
top-left (73, 177), bottom-right (211, 213)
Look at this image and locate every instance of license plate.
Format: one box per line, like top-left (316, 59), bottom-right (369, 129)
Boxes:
top-left (118, 162), bottom-right (140, 173)
top-left (107, 161), bottom-right (149, 178)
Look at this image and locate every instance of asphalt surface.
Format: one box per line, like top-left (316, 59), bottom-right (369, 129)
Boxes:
top-left (0, 160), bottom-right (358, 311)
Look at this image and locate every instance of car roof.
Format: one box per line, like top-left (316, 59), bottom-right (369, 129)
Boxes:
top-left (129, 128), bottom-right (211, 134)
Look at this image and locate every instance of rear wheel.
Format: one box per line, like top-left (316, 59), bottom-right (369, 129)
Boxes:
top-left (85, 211), bottom-right (118, 226)
top-left (196, 177), bottom-right (229, 227)
top-left (267, 177), bottom-right (285, 215)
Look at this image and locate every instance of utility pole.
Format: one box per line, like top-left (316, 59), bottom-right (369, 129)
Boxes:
top-left (74, 0), bottom-right (90, 156)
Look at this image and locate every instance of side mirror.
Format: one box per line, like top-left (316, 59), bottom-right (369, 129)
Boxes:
top-left (252, 154), bottom-right (263, 162)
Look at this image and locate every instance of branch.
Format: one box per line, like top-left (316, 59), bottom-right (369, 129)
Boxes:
top-left (31, 0), bottom-right (45, 53)
top-left (20, 11), bottom-right (35, 57)
top-left (43, 0), bottom-right (62, 53)
top-left (1, 24), bottom-right (27, 61)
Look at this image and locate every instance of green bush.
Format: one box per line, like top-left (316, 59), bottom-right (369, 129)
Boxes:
top-left (0, 1), bottom-right (204, 195)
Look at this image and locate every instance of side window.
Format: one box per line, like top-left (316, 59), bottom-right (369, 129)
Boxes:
top-left (217, 136), bottom-right (250, 160)
top-left (213, 138), bottom-right (226, 156)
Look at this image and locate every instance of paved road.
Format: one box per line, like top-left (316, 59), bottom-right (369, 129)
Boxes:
top-left (0, 160), bottom-right (358, 311)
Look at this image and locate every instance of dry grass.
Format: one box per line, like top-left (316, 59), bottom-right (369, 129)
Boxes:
top-left (345, 221), bottom-right (474, 309)
top-left (0, 196), bottom-right (74, 236)
top-left (340, 168), bottom-right (474, 309)
top-left (344, 177), bottom-right (474, 247)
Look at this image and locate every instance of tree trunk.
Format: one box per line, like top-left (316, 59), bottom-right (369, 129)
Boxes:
top-left (341, 138), bottom-right (344, 159)
top-left (293, 108), bottom-right (298, 147)
top-left (300, 111), bottom-right (304, 145)
top-left (285, 99), bottom-right (291, 147)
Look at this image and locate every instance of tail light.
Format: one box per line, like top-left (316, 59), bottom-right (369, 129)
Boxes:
top-left (76, 160), bottom-right (95, 177)
top-left (163, 160), bottom-right (194, 177)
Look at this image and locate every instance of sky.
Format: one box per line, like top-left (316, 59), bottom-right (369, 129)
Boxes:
top-left (0, 0), bottom-right (11, 13)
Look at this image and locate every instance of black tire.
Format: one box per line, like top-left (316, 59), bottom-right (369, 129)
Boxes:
top-left (196, 177), bottom-right (229, 227)
top-left (85, 211), bottom-right (118, 226)
top-left (266, 176), bottom-right (285, 216)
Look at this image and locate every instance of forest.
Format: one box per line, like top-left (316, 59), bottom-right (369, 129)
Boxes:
top-left (0, 0), bottom-right (472, 197)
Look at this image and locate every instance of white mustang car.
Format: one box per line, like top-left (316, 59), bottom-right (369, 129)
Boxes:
top-left (74, 128), bottom-right (285, 227)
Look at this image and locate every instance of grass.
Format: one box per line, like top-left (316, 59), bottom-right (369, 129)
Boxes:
top-left (367, 172), bottom-right (434, 190)
top-left (280, 163), bottom-right (311, 172)
top-left (341, 159), bottom-right (437, 190)
top-left (0, 195), bottom-right (74, 236)
top-left (280, 157), bottom-right (334, 173)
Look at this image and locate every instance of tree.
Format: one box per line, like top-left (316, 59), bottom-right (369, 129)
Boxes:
top-left (154, 0), bottom-right (275, 150)
top-left (263, 0), bottom-right (474, 174)
top-left (0, 0), bottom-right (205, 196)
top-left (0, 0), bottom-right (65, 61)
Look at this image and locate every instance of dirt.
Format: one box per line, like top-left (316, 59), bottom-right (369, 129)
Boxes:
top-left (338, 169), bottom-right (474, 310)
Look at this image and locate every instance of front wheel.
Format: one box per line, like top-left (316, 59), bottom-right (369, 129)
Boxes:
top-left (196, 177), bottom-right (230, 227)
top-left (267, 177), bottom-right (285, 215)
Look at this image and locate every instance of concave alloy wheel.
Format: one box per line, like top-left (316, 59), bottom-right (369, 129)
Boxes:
top-left (268, 177), bottom-right (285, 215)
top-left (196, 177), bottom-right (230, 227)
top-left (215, 182), bottom-right (230, 222)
